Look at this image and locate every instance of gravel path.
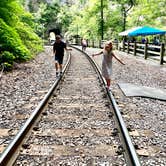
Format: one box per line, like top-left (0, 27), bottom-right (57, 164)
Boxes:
top-left (15, 48), bottom-right (126, 166)
top-left (0, 46), bottom-right (57, 129)
top-left (83, 46), bottom-right (166, 166)
top-left (0, 45), bottom-right (165, 165)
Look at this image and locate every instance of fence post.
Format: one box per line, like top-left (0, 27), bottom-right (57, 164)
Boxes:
top-left (87, 40), bottom-right (89, 47)
top-left (160, 43), bottom-right (165, 65)
top-left (134, 42), bottom-right (136, 56)
top-left (127, 42), bottom-right (129, 53)
top-left (115, 42), bottom-right (118, 50)
top-left (89, 40), bottom-right (91, 47)
top-left (99, 40), bottom-right (101, 48)
top-left (144, 43), bottom-right (148, 59)
top-left (123, 41), bottom-right (125, 52)
top-left (92, 40), bottom-right (94, 47)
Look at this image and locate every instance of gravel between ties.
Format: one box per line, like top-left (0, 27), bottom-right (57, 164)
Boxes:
top-left (0, 46), bottom-right (166, 165)
top-left (85, 47), bottom-right (166, 166)
top-left (0, 46), bottom-right (56, 128)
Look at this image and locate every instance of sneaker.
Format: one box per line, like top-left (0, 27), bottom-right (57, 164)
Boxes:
top-left (108, 87), bottom-right (112, 91)
top-left (107, 86), bottom-right (111, 91)
top-left (56, 72), bottom-right (59, 77)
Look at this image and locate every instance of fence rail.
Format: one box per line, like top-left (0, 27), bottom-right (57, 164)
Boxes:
top-left (119, 41), bottom-right (165, 65)
top-left (73, 39), bottom-right (165, 65)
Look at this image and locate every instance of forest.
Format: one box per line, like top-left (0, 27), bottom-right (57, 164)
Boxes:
top-left (0, 0), bottom-right (165, 70)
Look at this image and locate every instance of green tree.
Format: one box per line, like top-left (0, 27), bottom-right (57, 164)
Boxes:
top-left (25, 0), bottom-right (166, 43)
top-left (34, 1), bottom-right (73, 38)
top-left (128, 0), bottom-right (166, 29)
top-left (0, 0), bottom-right (42, 70)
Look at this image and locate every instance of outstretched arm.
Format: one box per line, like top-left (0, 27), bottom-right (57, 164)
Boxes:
top-left (112, 53), bottom-right (125, 65)
top-left (92, 51), bottom-right (103, 57)
top-left (53, 45), bottom-right (55, 53)
top-left (65, 47), bottom-right (72, 51)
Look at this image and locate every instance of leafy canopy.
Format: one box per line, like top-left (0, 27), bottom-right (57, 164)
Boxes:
top-left (0, 0), bottom-right (43, 70)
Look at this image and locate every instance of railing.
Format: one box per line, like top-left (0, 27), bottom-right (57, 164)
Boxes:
top-left (73, 38), bottom-right (165, 65)
top-left (118, 41), bottom-right (165, 65)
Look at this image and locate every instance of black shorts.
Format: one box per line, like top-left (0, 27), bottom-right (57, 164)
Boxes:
top-left (55, 55), bottom-right (64, 64)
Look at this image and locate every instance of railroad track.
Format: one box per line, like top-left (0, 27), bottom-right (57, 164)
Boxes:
top-left (0, 48), bottom-right (140, 166)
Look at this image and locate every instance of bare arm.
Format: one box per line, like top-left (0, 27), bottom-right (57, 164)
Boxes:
top-left (53, 51), bottom-right (56, 56)
top-left (53, 44), bottom-right (56, 54)
top-left (65, 47), bottom-right (72, 51)
top-left (92, 51), bottom-right (103, 57)
top-left (112, 53), bottom-right (125, 65)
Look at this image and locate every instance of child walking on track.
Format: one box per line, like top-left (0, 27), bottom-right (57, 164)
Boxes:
top-left (53, 35), bottom-right (72, 77)
top-left (81, 38), bottom-right (87, 51)
top-left (92, 41), bottom-right (125, 89)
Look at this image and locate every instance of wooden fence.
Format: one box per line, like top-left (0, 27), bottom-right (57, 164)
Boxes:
top-left (85, 40), bottom-right (165, 65)
top-left (119, 41), bottom-right (165, 65)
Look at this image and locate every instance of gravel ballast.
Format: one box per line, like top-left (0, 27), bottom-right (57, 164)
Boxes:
top-left (0, 45), bottom-right (165, 165)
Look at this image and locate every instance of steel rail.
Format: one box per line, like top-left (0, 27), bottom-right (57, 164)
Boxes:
top-left (71, 45), bottom-right (141, 166)
top-left (0, 52), bottom-right (71, 166)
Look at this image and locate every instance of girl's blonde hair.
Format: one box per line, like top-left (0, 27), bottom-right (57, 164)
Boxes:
top-left (106, 40), bottom-right (113, 45)
top-left (104, 40), bottom-right (113, 51)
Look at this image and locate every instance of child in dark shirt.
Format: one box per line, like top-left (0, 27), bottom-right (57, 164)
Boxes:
top-left (53, 35), bottom-right (72, 76)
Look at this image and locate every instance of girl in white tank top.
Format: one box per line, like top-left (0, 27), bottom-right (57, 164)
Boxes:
top-left (92, 41), bottom-right (125, 89)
